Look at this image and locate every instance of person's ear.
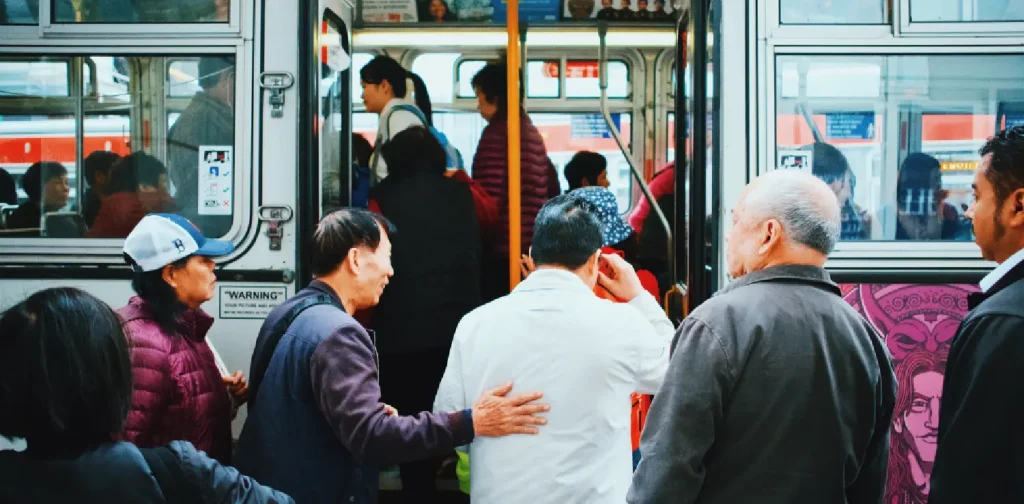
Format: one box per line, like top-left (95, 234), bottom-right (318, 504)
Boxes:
top-left (1006, 188), bottom-right (1024, 228)
top-left (161, 264), bottom-right (178, 290)
top-left (345, 247), bottom-right (361, 275)
top-left (757, 218), bottom-right (783, 255)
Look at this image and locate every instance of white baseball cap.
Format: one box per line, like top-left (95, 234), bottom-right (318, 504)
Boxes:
top-left (123, 213), bottom-right (235, 272)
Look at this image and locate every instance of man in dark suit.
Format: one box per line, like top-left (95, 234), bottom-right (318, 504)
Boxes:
top-left (929, 126), bottom-right (1024, 503)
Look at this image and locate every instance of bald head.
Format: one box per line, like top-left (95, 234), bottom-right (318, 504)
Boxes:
top-left (740, 169), bottom-right (842, 255)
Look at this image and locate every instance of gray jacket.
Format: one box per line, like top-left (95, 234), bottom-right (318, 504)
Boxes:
top-left (628, 265), bottom-right (896, 504)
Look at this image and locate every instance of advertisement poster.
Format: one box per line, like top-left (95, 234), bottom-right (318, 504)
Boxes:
top-left (563, 0), bottom-right (675, 22)
top-left (361, 0), bottom-right (419, 23)
top-left (197, 145), bottom-right (233, 216)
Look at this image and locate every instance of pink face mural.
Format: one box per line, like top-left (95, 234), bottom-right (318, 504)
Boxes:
top-left (839, 283), bottom-right (977, 504)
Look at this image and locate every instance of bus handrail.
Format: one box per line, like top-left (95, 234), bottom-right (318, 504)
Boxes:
top-left (506, 0), bottom-right (523, 291)
top-left (597, 21), bottom-right (674, 285)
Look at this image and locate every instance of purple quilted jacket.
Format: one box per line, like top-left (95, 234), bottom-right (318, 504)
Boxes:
top-left (116, 297), bottom-right (233, 464)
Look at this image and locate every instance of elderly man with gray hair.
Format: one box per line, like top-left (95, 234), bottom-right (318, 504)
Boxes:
top-left (627, 169), bottom-right (896, 504)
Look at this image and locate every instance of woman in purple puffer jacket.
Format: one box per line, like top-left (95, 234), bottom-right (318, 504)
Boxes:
top-left (116, 213), bottom-right (247, 464)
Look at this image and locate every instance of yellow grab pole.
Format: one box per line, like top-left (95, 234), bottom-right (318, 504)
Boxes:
top-left (506, 0), bottom-right (522, 291)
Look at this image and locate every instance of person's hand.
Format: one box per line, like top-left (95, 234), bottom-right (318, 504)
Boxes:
top-left (383, 403), bottom-right (398, 416)
top-left (223, 370), bottom-right (249, 405)
top-left (471, 383), bottom-right (549, 437)
top-left (520, 254), bottom-right (536, 279)
top-left (597, 253), bottom-right (643, 301)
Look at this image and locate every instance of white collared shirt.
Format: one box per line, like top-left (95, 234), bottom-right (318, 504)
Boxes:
top-left (979, 247), bottom-right (1024, 292)
top-left (433, 269), bottom-right (674, 504)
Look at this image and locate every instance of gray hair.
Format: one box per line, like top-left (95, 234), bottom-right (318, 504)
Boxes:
top-left (742, 169), bottom-right (842, 255)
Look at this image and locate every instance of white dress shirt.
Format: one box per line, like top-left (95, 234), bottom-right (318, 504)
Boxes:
top-left (434, 268), bottom-right (674, 504)
top-left (979, 247), bottom-right (1024, 292)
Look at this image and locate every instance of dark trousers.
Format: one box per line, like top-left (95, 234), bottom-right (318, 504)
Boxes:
top-left (378, 348), bottom-right (454, 503)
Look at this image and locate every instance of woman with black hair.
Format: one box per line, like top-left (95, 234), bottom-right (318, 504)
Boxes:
top-left (359, 55), bottom-right (434, 183)
top-left (0, 287), bottom-right (292, 503)
top-left (87, 151), bottom-right (177, 238)
top-left (894, 152), bottom-right (960, 240)
top-left (116, 213), bottom-right (247, 466)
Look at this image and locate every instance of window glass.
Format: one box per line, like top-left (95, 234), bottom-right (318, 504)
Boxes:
top-left (457, 59), bottom-right (630, 99)
top-left (532, 112), bottom-right (634, 211)
top-left (667, 111), bottom-right (676, 162)
top-left (1, 0), bottom-right (38, 24)
top-left (49, 0), bottom-right (229, 23)
top-left (779, 0), bottom-right (888, 24)
top-left (351, 52), bottom-right (375, 107)
top-left (168, 59), bottom-right (202, 97)
top-left (412, 52), bottom-right (459, 105)
top-left (0, 53), bottom-right (235, 239)
top-left (910, 0), bottom-right (1024, 22)
top-left (320, 10), bottom-right (348, 213)
top-left (0, 59), bottom-right (69, 97)
top-left (774, 54), bottom-right (1013, 243)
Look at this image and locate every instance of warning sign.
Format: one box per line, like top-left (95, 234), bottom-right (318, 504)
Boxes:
top-left (219, 286), bottom-right (288, 319)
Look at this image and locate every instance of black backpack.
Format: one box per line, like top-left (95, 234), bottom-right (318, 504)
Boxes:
top-left (139, 446), bottom-right (203, 503)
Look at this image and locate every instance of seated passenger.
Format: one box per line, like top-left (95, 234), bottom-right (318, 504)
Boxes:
top-left (627, 169), bottom-right (896, 503)
top-left (891, 152), bottom-right (961, 240)
top-left (807, 142), bottom-right (876, 240)
top-left (0, 287), bottom-right (292, 503)
top-left (434, 194), bottom-right (673, 503)
top-left (117, 214), bottom-right (246, 465)
top-left (0, 167), bottom-right (16, 206)
top-left (564, 151), bottom-right (610, 191)
top-left (235, 208), bottom-right (549, 504)
top-left (366, 126), bottom-right (483, 501)
top-left (626, 163), bottom-right (674, 233)
top-left (470, 61), bottom-right (561, 301)
top-left (81, 150), bottom-right (121, 227)
top-left (7, 161), bottom-right (69, 231)
top-left (88, 152), bottom-right (176, 238)
top-left (351, 133), bottom-right (373, 208)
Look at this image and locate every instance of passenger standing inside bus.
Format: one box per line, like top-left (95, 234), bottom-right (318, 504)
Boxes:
top-left (366, 126), bottom-right (482, 502)
top-left (88, 152), bottom-right (176, 238)
top-left (434, 194), bottom-right (673, 503)
top-left (928, 127), bottom-right (1024, 503)
top-left (0, 287), bottom-right (293, 503)
top-left (564, 151), bottom-right (611, 191)
top-left (166, 56), bottom-right (234, 238)
top-left (234, 208), bottom-right (549, 504)
top-left (628, 169), bottom-right (896, 504)
top-left (117, 214), bottom-right (247, 465)
top-left (7, 161), bottom-right (70, 231)
top-left (471, 61), bottom-right (560, 301)
top-left (806, 141), bottom-right (876, 240)
top-left (360, 55), bottom-right (434, 184)
top-left (81, 150), bottom-right (121, 227)
top-left (891, 152), bottom-right (961, 240)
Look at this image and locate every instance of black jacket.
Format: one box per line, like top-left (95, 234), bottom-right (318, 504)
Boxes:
top-left (928, 259), bottom-right (1024, 503)
top-left (370, 172), bottom-right (482, 354)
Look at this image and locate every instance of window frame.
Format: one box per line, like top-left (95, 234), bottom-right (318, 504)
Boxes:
top-left (0, 0), bottom-right (248, 38)
top-left (759, 43), bottom-right (1024, 262)
top-left (763, 0), bottom-right (894, 40)
top-left (898, 0), bottom-right (1024, 36)
top-left (0, 43), bottom-right (251, 264)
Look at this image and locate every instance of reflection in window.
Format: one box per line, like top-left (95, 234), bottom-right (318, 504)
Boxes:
top-left (0, 59), bottom-right (69, 97)
top-left (320, 10), bottom-right (348, 214)
top-left (779, 0), bottom-right (887, 24)
top-left (0, 53), bottom-right (235, 239)
top-left (1, 0), bottom-right (38, 24)
top-left (774, 54), bottom-right (1010, 242)
top-left (910, 0), bottom-right (1024, 22)
top-left (51, 0), bottom-right (229, 23)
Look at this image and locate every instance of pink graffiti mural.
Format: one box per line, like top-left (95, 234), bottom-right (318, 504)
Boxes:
top-left (839, 283), bottom-right (978, 504)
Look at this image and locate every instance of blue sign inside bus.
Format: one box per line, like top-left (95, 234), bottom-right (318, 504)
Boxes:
top-left (1005, 114), bottom-right (1024, 130)
top-left (491, 0), bottom-right (561, 22)
top-left (825, 112), bottom-right (876, 140)
top-left (571, 113), bottom-right (621, 139)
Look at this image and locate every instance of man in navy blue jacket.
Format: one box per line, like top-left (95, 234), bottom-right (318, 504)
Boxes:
top-left (235, 209), bottom-right (549, 504)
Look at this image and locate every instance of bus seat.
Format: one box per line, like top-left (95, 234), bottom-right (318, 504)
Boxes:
top-left (0, 203), bottom-right (16, 229)
top-left (43, 212), bottom-right (88, 238)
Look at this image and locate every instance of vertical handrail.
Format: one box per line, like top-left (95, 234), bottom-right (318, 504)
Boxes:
top-left (507, 0), bottom-right (522, 291)
top-left (597, 21), bottom-right (674, 285)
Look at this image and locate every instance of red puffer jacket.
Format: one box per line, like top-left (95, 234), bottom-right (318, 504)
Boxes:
top-left (472, 112), bottom-right (560, 258)
top-left (116, 297), bottom-right (233, 465)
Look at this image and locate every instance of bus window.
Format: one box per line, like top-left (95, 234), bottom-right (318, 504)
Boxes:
top-left (320, 8), bottom-right (349, 213)
top-left (0, 53), bottom-right (236, 239)
top-left (1, 0), bottom-right (38, 24)
top-left (667, 111), bottom-right (675, 162)
top-left (909, 0), bottom-right (1024, 22)
top-left (351, 52), bottom-right (374, 107)
top-left (412, 52), bottom-right (460, 104)
top-left (49, 0), bottom-right (229, 23)
top-left (779, 0), bottom-right (888, 24)
top-left (0, 59), bottom-right (69, 97)
top-left (773, 54), bottom-right (1021, 242)
top-left (456, 58), bottom-right (630, 100)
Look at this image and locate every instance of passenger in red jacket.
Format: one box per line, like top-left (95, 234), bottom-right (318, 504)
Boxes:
top-left (117, 213), bottom-right (247, 465)
top-left (470, 61), bottom-right (560, 301)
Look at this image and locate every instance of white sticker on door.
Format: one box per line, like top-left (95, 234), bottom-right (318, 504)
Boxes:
top-left (198, 145), bottom-right (233, 216)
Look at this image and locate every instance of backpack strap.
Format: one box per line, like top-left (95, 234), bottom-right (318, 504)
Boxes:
top-left (247, 293), bottom-right (341, 406)
top-left (140, 446), bottom-right (198, 504)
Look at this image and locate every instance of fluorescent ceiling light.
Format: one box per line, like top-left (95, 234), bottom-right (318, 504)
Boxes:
top-left (353, 28), bottom-right (677, 48)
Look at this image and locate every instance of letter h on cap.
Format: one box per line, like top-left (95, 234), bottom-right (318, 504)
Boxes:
top-left (173, 238), bottom-right (186, 252)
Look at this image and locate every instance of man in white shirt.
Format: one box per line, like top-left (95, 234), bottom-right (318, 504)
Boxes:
top-left (433, 193), bottom-right (674, 503)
